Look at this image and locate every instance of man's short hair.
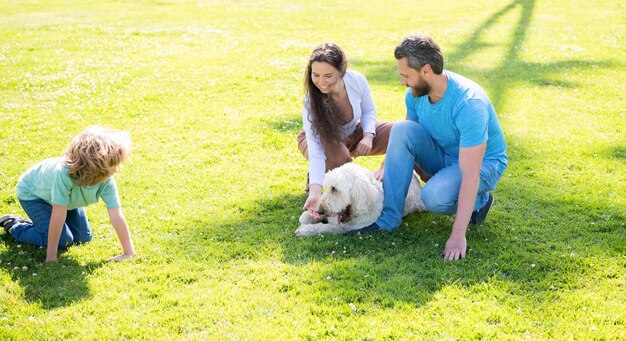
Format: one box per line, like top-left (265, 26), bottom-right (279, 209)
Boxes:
top-left (394, 35), bottom-right (444, 74)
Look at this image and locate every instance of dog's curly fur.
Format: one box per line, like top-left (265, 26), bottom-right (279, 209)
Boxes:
top-left (295, 163), bottom-right (425, 236)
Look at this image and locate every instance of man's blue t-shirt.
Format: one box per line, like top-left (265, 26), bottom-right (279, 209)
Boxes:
top-left (405, 70), bottom-right (507, 173)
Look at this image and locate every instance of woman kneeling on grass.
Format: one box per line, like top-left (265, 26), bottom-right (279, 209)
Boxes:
top-left (297, 42), bottom-right (393, 220)
top-left (0, 126), bottom-right (135, 262)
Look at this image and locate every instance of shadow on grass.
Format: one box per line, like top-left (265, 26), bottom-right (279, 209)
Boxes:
top-left (174, 167), bottom-right (624, 311)
top-left (353, 56), bottom-right (615, 100)
top-left (351, 0), bottom-right (617, 115)
top-left (610, 146), bottom-right (626, 162)
top-left (182, 193), bottom-right (452, 307)
top-left (442, 0), bottom-right (620, 112)
top-left (263, 116), bottom-right (302, 135)
top-left (171, 127), bottom-right (624, 309)
top-left (349, 59), bottom-right (398, 84)
top-left (0, 236), bottom-right (104, 310)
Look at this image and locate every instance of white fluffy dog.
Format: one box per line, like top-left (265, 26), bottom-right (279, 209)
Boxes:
top-left (295, 163), bottom-right (426, 236)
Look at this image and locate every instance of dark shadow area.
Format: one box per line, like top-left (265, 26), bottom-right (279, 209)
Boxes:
top-left (170, 158), bottom-right (624, 311)
top-left (444, 0), bottom-right (616, 112)
top-left (445, 0), bottom-right (530, 66)
top-left (0, 236), bottom-right (104, 310)
top-left (610, 146), bottom-right (626, 162)
top-left (488, 59), bottom-right (615, 89)
top-left (264, 116), bottom-right (302, 134)
top-left (350, 0), bottom-right (619, 117)
top-left (160, 131), bottom-right (624, 309)
top-left (350, 59), bottom-right (398, 84)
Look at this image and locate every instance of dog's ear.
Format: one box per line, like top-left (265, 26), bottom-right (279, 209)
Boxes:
top-left (333, 170), bottom-right (351, 196)
top-left (348, 166), bottom-right (380, 213)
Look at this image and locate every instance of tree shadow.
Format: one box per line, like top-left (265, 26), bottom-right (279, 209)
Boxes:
top-left (349, 59), bottom-right (398, 84)
top-left (177, 130), bottom-right (623, 308)
top-left (0, 237), bottom-right (104, 310)
top-left (350, 0), bottom-right (619, 115)
top-left (443, 0), bottom-right (620, 112)
top-left (174, 154), bottom-right (623, 311)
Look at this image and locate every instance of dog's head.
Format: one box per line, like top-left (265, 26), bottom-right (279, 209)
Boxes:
top-left (319, 163), bottom-right (381, 223)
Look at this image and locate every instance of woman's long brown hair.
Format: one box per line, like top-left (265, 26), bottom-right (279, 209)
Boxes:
top-left (304, 42), bottom-right (347, 146)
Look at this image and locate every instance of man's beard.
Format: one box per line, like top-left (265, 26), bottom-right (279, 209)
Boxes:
top-left (410, 83), bottom-right (430, 98)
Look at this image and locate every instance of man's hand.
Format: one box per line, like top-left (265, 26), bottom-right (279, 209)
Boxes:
top-left (443, 233), bottom-right (467, 261)
top-left (353, 133), bottom-right (374, 157)
top-left (373, 162), bottom-right (385, 181)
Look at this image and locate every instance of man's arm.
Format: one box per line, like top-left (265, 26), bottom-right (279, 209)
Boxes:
top-left (444, 142), bottom-right (486, 261)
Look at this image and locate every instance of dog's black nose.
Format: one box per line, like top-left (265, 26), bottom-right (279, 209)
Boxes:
top-left (317, 207), bottom-right (325, 215)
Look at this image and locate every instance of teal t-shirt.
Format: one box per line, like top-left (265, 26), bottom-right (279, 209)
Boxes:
top-left (405, 70), bottom-right (508, 173)
top-left (16, 158), bottom-right (121, 210)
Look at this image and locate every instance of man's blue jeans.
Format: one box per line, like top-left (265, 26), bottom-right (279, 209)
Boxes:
top-left (11, 198), bottom-right (92, 249)
top-left (376, 120), bottom-right (504, 230)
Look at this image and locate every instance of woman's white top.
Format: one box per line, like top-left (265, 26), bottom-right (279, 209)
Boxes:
top-left (302, 70), bottom-right (377, 186)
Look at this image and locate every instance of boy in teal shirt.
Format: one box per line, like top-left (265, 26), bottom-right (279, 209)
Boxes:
top-left (1, 126), bottom-right (135, 262)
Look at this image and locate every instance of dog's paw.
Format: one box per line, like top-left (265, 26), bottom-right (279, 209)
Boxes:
top-left (294, 224), bottom-right (318, 237)
top-left (298, 211), bottom-right (312, 224)
top-left (299, 211), bottom-right (326, 225)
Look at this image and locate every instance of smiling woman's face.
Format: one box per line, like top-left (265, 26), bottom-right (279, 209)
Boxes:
top-left (311, 61), bottom-right (341, 94)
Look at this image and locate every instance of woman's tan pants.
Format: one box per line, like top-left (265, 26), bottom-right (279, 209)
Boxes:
top-left (297, 121), bottom-right (394, 186)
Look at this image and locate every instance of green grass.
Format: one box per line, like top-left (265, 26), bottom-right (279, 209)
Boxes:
top-left (1, 0), bottom-right (625, 339)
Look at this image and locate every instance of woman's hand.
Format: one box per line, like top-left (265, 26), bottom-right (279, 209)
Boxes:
top-left (303, 184), bottom-right (323, 219)
top-left (353, 133), bottom-right (374, 157)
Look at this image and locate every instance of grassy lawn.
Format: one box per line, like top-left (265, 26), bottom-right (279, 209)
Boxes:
top-left (1, 0), bottom-right (624, 339)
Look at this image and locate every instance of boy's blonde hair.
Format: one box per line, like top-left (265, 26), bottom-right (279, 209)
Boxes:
top-left (64, 126), bottom-right (131, 186)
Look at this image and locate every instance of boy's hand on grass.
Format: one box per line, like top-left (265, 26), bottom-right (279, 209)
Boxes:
top-left (46, 251), bottom-right (58, 262)
top-left (109, 253), bottom-right (134, 262)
